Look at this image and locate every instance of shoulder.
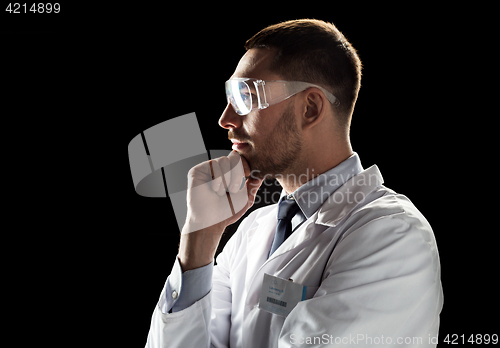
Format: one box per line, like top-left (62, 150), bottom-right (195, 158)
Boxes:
top-left (343, 187), bottom-right (434, 244)
top-left (332, 186), bottom-right (440, 275)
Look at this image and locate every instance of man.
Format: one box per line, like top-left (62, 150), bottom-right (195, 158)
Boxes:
top-left (145, 19), bottom-right (443, 347)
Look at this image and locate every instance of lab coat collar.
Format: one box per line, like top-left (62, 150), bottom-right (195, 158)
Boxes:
top-left (249, 165), bottom-right (383, 262)
top-left (316, 165), bottom-right (384, 227)
top-left (279, 153), bottom-right (363, 219)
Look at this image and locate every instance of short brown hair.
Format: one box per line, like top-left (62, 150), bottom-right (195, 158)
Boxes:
top-left (245, 19), bottom-right (362, 129)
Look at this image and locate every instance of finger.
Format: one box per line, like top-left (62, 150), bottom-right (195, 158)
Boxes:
top-left (240, 162), bottom-right (251, 190)
top-left (239, 154), bottom-right (252, 179)
top-left (214, 162), bottom-right (227, 197)
top-left (218, 156), bottom-right (231, 192)
top-left (228, 150), bottom-right (253, 191)
top-left (217, 182), bottom-right (227, 197)
top-left (228, 152), bottom-right (245, 193)
top-left (246, 177), bottom-right (263, 200)
top-left (209, 160), bottom-right (222, 193)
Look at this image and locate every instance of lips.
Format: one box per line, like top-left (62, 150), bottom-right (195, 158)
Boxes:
top-left (231, 139), bottom-right (250, 151)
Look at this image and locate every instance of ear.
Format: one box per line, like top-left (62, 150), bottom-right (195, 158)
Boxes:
top-left (301, 88), bottom-right (326, 131)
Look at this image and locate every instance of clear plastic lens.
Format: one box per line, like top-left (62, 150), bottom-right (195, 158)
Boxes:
top-left (226, 80), bottom-right (252, 115)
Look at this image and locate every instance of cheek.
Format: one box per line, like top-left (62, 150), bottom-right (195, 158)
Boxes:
top-left (246, 110), bottom-right (280, 140)
top-left (243, 114), bottom-right (263, 141)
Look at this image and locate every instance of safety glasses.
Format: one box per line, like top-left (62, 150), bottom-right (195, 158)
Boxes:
top-left (225, 78), bottom-right (338, 116)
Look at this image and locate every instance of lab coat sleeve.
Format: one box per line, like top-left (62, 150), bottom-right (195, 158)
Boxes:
top-left (144, 260), bottom-right (233, 348)
top-left (144, 214), bottom-right (251, 348)
top-left (279, 212), bottom-right (442, 348)
top-left (144, 276), bottom-right (213, 348)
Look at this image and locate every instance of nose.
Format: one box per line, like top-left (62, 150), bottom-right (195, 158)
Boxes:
top-left (219, 103), bottom-right (243, 130)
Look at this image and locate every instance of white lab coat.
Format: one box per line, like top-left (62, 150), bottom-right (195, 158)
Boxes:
top-left (146, 165), bottom-right (443, 347)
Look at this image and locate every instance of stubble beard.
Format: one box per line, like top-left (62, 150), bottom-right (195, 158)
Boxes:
top-left (247, 102), bottom-right (303, 180)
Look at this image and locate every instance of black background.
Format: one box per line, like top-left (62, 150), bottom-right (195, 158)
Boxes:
top-left (2, 3), bottom-right (495, 346)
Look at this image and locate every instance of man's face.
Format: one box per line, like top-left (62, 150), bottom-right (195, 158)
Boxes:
top-left (219, 49), bottom-right (303, 179)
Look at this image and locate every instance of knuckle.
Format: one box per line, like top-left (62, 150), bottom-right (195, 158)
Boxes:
top-left (187, 166), bottom-right (197, 177)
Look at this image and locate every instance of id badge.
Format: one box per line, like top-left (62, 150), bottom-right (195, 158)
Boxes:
top-left (258, 273), bottom-right (307, 317)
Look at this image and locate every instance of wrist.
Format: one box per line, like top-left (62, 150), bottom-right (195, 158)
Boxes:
top-left (182, 210), bottom-right (228, 235)
top-left (178, 223), bottom-right (225, 272)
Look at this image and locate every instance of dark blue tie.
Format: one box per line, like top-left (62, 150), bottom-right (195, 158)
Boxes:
top-left (269, 197), bottom-right (300, 257)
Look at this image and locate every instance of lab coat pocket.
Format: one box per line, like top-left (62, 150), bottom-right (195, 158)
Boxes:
top-left (304, 286), bottom-right (319, 300)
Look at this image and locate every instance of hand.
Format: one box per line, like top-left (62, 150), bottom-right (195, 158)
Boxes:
top-left (179, 151), bottom-right (262, 270)
top-left (183, 151), bottom-right (262, 233)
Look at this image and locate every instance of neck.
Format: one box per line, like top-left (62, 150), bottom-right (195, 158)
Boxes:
top-left (277, 143), bottom-right (353, 194)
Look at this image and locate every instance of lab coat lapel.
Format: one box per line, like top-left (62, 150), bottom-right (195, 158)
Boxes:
top-left (243, 210), bottom-right (321, 311)
top-left (316, 165), bottom-right (384, 227)
top-left (244, 207), bottom-right (278, 295)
